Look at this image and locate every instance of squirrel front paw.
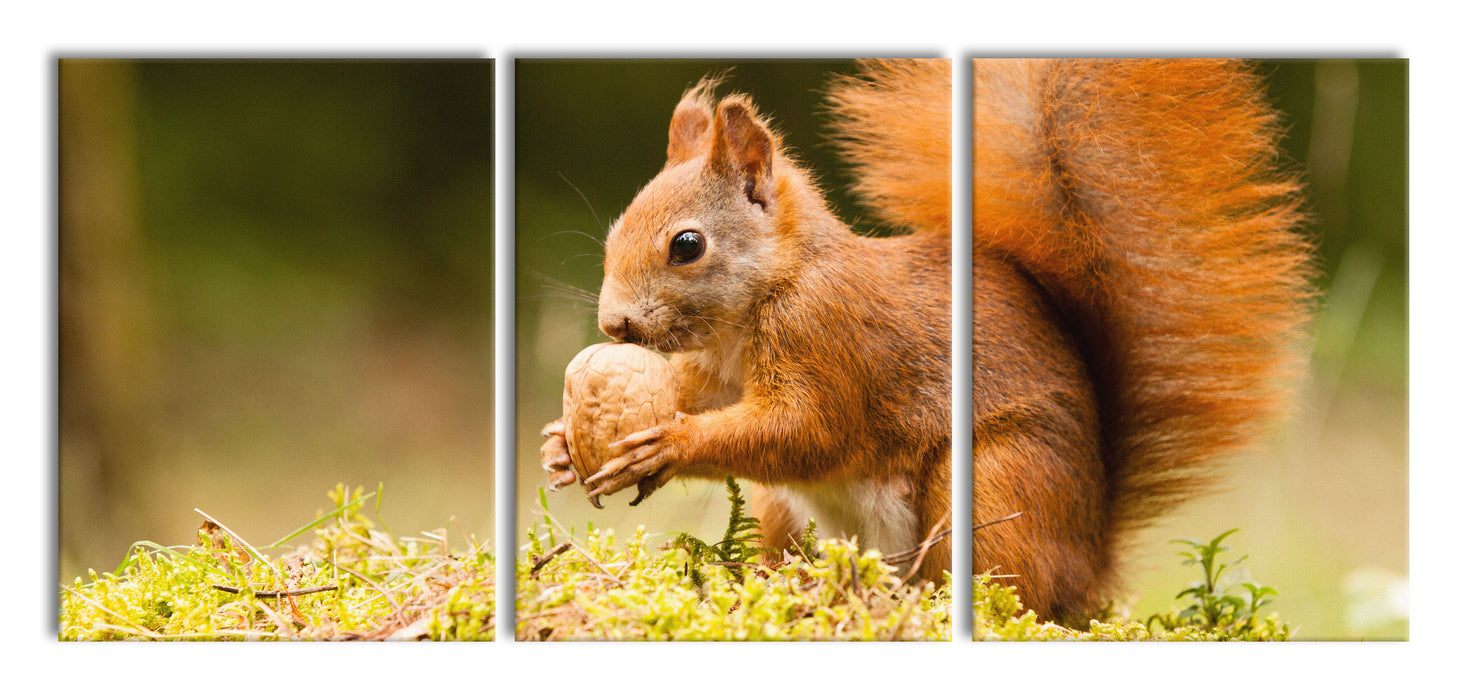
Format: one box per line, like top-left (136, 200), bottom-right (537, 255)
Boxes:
top-left (584, 418), bottom-right (684, 505)
top-left (539, 419), bottom-right (580, 492)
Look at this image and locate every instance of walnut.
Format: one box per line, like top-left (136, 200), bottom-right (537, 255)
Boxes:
top-left (562, 343), bottom-right (679, 504)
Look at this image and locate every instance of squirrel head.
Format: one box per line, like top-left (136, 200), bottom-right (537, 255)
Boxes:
top-left (597, 79), bottom-right (797, 353)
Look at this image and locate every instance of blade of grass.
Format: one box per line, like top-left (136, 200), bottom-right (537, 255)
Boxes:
top-left (265, 490), bottom-right (376, 549)
top-left (539, 487), bottom-right (556, 547)
top-left (372, 482), bottom-right (403, 555)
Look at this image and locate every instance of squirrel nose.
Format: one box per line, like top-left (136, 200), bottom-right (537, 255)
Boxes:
top-left (600, 315), bottom-right (639, 344)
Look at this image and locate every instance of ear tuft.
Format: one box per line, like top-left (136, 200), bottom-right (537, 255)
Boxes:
top-left (666, 75), bottom-right (723, 165)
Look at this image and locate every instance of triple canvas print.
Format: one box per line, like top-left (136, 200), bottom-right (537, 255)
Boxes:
top-left (57, 58), bottom-right (1406, 641)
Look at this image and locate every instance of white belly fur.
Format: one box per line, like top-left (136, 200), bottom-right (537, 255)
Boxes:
top-left (778, 479), bottom-right (919, 557)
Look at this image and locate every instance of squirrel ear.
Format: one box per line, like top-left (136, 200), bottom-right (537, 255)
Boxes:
top-left (712, 97), bottom-right (775, 210)
top-left (666, 100), bottom-right (712, 165)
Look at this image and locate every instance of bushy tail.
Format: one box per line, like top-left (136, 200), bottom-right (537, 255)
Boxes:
top-left (827, 59), bottom-right (952, 239)
top-left (971, 59), bottom-right (1315, 536)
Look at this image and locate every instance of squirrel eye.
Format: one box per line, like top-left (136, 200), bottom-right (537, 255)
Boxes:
top-left (668, 230), bottom-right (705, 265)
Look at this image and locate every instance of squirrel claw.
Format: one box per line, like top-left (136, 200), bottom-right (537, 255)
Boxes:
top-left (628, 478), bottom-right (656, 506)
top-left (629, 470), bottom-right (674, 506)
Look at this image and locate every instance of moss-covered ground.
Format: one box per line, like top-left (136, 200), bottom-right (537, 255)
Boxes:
top-left (59, 483), bottom-right (1291, 642)
top-left (60, 485), bottom-right (496, 641)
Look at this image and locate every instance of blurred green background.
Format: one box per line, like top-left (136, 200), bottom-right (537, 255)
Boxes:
top-left (59, 59), bottom-right (497, 584)
top-left (513, 59), bottom-right (1407, 640)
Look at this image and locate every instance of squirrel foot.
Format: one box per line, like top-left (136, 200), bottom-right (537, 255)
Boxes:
top-left (539, 419), bottom-right (577, 491)
top-left (584, 419), bottom-right (684, 505)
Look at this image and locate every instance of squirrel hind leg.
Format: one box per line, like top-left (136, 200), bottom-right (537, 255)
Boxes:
top-left (749, 484), bottom-right (809, 558)
top-left (973, 430), bottom-right (1114, 625)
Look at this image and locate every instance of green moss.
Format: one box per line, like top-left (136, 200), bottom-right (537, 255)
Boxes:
top-left (60, 482), bottom-right (1292, 642)
top-left (517, 522), bottom-right (953, 641)
top-left (59, 485), bottom-right (495, 641)
top-left (515, 478), bottom-right (951, 641)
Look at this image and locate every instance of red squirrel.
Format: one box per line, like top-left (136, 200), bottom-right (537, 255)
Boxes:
top-left (539, 59), bottom-right (1313, 625)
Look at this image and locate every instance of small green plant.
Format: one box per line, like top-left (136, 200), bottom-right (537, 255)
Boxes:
top-left (668, 477), bottom-right (766, 586)
top-left (1146, 528), bottom-right (1291, 640)
top-left (798, 517), bottom-right (819, 561)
